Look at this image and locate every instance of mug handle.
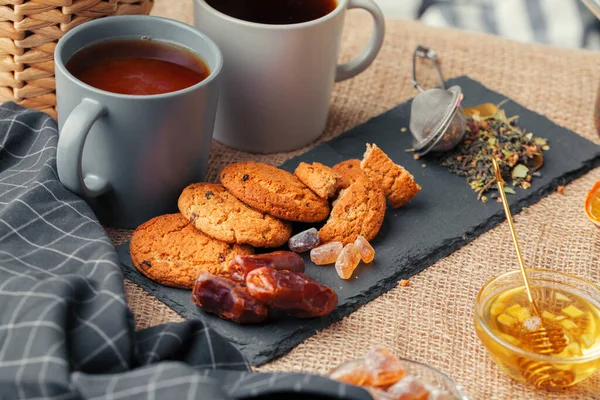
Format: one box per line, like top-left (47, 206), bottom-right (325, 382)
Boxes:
top-left (335, 0), bottom-right (385, 82)
top-left (56, 98), bottom-right (111, 198)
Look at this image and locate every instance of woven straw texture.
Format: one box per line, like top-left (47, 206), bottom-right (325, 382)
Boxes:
top-left (0, 0), bottom-right (153, 119)
top-left (107, 1), bottom-right (600, 399)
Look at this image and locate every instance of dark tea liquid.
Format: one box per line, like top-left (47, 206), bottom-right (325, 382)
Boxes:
top-left (205, 0), bottom-right (337, 24)
top-left (66, 39), bottom-right (210, 95)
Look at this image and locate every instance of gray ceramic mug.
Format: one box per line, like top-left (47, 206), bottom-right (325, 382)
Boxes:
top-left (194, 0), bottom-right (385, 153)
top-left (54, 16), bottom-right (222, 228)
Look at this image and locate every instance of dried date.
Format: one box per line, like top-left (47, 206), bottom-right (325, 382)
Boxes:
top-left (192, 272), bottom-right (268, 324)
top-left (228, 251), bottom-right (305, 282)
top-left (245, 267), bottom-right (338, 317)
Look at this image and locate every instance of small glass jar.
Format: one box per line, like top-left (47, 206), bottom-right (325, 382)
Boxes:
top-left (474, 269), bottom-right (600, 389)
top-left (333, 357), bottom-right (469, 400)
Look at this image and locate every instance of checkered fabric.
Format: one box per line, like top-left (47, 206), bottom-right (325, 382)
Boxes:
top-left (0, 102), bottom-right (371, 400)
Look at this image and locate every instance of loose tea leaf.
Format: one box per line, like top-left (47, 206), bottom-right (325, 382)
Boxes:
top-left (512, 164), bottom-right (529, 179)
top-left (432, 103), bottom-right (548, 200)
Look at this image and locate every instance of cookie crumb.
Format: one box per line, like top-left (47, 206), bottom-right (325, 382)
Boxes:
top-left (242, 174), bottom-right (249, 181)
top-left (481, 195), bottom-right (488, 203)
top-left (400, 127), bottom-right (407, 133)
top-left (399, 279), bottom-right (410, 287)
top-left (421, 164), bottom-right (426, 168)
top-left (413, 154), bottom-right (420, 160)
top-left (557, 185), bottom-right (565, 194)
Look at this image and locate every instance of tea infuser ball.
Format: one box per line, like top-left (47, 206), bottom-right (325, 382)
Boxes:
top-left (409, 45), bottom-right (466, 156)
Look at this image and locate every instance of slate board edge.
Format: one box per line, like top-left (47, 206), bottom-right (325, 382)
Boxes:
top-left (117, 153), bottom-right (599, 366)
top-left (118, 75), bottom-right (600, 366)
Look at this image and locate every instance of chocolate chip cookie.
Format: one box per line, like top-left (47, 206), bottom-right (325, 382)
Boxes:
top-left (178, 183), bottom-right (291, 248)
top-left (294, 162), bottom-right (343, 199)
top-left (361, 143), bottom-right (421, 208)
top-left (220, 162), bottom-right (330, 223)
top-left (332, 159), bottom-right (366, 188)
top-left (130, 213), bottom-right (253, 288)
top-left (318, 175), bottom-right (386, 245)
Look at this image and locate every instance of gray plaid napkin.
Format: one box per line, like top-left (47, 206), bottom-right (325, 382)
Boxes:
top-left (0, 102), bottom-right (371, 400)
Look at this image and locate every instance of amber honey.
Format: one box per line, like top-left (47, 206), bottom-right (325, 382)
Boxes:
top-left (475, 273), bottom-right (600, 389)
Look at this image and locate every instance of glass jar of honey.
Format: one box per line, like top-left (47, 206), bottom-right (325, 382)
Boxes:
top-left (474, 269), bottom-right (600, 390)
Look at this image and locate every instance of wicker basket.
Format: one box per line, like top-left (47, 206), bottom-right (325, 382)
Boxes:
top-left (0, 0), bottom-right (154, 119)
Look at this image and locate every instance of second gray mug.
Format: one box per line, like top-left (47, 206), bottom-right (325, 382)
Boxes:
top-left (194, 0), bottom-right (385, 153)
top-left (55, 16), bottom-right (222, 228)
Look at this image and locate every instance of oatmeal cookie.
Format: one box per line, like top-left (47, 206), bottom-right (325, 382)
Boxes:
top-left (294, 162), bottom-right (343, 198)
top-left (318, 175), bottom-right (386, 244)
top-left (361, 143), bottom-right (421, 208)
top-left (220, 162), bottom-right (329, 222)
top-left (130, 213), bottom-right (253, 288)
top-left (332, 159), bottom-right (366, 188)
top-left (178, 183), bottom-right (291, 248)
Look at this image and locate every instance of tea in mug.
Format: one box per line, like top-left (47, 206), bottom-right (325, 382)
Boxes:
top-left (66, 39), bottom-right (210, 95)
top-left (205, 0), bottom-right (337, 25)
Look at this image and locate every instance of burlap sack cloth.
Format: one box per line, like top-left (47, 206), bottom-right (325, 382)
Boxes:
top-left (106, 1), bottom-right (600, 398)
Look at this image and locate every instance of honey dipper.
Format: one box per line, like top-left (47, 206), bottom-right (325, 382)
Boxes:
top-left (491, 158), bottom-right (567, 355)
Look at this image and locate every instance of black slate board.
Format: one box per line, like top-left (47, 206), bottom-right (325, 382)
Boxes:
top-left (117, 76), bottom-right (600, 366)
